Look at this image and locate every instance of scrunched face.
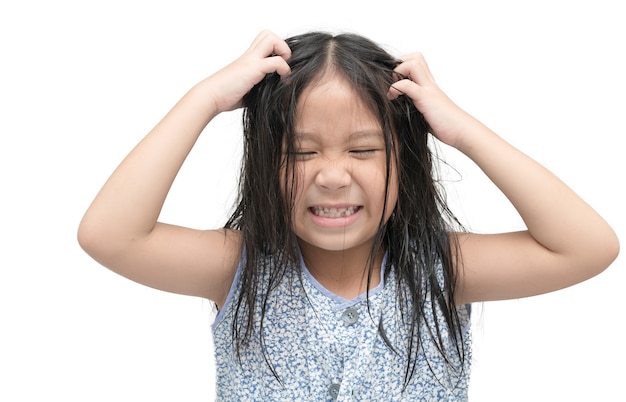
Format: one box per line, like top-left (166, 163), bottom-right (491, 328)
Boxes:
top-left (282, 72), bottom-right (399, 255)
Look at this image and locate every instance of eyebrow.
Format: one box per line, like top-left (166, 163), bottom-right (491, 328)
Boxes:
top-left (293, 130), bottom-right (384, 141)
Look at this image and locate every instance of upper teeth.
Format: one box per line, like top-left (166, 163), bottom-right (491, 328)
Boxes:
top-left (311, 206), bottom-right (359, 218)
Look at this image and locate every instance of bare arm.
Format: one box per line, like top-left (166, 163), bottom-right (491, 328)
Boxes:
top-left (389, 54), bottom-right (619, 305)
top-left (77, 31), bottom-right (291, 304)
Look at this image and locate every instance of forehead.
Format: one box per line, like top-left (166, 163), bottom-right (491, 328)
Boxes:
top-left (294, 74), bottom-right (383, 142)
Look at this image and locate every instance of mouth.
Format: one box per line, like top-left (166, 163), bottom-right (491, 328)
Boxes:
top-left (309, 206), bottom-right (362, 218)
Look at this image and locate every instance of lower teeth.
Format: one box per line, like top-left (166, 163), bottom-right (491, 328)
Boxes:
top-left (313, 207), bottom-right (357, 218)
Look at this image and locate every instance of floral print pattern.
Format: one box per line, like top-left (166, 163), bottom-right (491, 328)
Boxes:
top-left (212, 254), bottom-right (471, 401)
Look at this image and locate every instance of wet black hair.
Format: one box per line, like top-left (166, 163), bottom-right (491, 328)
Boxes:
top-left (224, 31), bottom-right (467, 389)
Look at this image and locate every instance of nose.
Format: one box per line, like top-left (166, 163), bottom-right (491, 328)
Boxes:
top-left (314, 158), bottom-right (351, 191)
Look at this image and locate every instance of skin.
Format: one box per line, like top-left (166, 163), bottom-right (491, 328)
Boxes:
top-left (287, 71), bottom-right (398, 298)
top-left (77, 30), bottom-right (619, 309)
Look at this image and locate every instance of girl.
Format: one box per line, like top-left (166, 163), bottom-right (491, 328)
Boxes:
top-left (78, 30), bottom-right (619, 401)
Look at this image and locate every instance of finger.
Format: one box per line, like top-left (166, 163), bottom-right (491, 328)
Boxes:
top-left (247, 29), bottom-right (276, 49)
top-left (261, 56), bottom-right (291, 76)
top-left (248, 30), bottom-right (291, 61)
top-left (387, 83), bottom-right (405, 100)
top-left (271, 38), bottom-right (292, 61)
top-left (387, 79), bottom-right (422, 101)
top-left (394, 52), bottom-right (435, 85)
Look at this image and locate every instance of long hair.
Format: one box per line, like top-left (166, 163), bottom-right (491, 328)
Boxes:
top-left (224, 31), bottom-right (467, 387)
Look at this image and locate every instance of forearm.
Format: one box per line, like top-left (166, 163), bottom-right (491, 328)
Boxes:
top-left (457, 115), bottom-right (618, 265)
top-left (79, 78), bottom-right (220, 249)
top-left (79, 31), bottom-right (293, 262)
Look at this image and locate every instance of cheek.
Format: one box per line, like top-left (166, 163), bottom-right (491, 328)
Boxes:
top-left (355, 160), bottom-right (397, 219)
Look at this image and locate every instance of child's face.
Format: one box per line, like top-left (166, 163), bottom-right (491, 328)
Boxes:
top-left (285, 73), bottom-right (399, 254)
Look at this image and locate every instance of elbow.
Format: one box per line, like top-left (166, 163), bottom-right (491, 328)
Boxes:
top-left (604, 229), bottom-right (620, 269)
top-left (77, 216), bottom-right (102, 259)
top-left (77, 213), bottom-right (145, 268)
top-left (77, 215), bottom-right (119, 264)
top-left (587, 227), bottom-right (620, 278)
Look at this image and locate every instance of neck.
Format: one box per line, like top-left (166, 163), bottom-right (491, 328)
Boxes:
top-left (298, 239), bottom-right (384, 299)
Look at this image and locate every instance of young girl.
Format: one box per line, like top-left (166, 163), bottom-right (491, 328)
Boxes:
top-left (78, 30), bottom-right (619, 401)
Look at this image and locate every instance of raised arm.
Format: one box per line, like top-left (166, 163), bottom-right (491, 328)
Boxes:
top-left (389, 53), bottom-right (619, 305)
top-left (77, 31), bottom-right (291, 304)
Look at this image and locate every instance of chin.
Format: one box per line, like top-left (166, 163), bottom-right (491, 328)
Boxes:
top-left (296, 233), bottom-right (373, 254)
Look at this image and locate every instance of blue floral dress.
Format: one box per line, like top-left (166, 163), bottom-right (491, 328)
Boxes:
top-left (212, 253), bottom-right (472, 401)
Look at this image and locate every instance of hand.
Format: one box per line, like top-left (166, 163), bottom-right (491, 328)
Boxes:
top-left (205, 30), bottom-right (291, 114)
top-left (387, 53), bottom-right (476, 149)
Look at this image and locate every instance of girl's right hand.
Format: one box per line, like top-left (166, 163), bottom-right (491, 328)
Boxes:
top-left (206, 30), bottom-right (292, 114)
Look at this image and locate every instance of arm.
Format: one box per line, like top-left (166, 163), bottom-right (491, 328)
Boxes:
top-left (389, 54), bottom-right (619, 305)
top-left (77, 31), bottom-right (291, 304)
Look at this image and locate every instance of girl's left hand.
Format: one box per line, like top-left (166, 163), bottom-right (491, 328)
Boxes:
top-left (389, 56), bottom-right (619, 307)
top-left (387, 53), bottom-right (477, 150)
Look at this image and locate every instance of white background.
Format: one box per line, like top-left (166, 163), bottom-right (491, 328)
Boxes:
top-left (1, 1), bottom-right (624, 400)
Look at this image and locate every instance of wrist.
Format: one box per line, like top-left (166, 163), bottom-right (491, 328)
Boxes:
top-left (187, 78), bottom-right (224, 119)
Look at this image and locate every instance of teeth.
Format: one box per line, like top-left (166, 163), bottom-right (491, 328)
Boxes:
top-left (311, 206), bottom-right (359, 218)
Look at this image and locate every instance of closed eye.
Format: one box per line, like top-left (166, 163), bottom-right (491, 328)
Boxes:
top-left (289, 151), bottom-right (316, 160)
top-left (350, 149), bottom-right (378, 158)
